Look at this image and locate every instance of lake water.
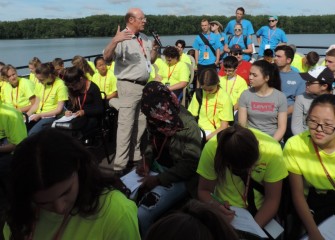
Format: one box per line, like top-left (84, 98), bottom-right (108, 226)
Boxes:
top-left (1, 34), bottom-right (334, 75)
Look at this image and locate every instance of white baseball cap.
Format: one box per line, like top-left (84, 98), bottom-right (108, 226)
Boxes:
top-left (326, 44), bottom-right (335, 53)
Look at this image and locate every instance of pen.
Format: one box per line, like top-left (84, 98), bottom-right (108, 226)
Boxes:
top-left (210, 193), bottom-right (237, 217)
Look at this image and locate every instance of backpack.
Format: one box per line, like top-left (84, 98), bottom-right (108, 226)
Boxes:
top-left (195, 88), bottom-right (203, 119)
top-left (194, 88), bottom-right (206, 148)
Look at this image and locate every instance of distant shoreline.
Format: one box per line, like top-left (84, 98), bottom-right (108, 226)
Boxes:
top-left (0, 14), bottom-right (334, 39)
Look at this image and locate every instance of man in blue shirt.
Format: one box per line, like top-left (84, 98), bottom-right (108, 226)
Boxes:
top-left (192, 19), bottom-right (222, 78)
top-left (256, 16), bottom-right (287, 58)
top-left (224, 7), bottom-right (254, 40)
top-left (274, 45), bottom-right (305, 141)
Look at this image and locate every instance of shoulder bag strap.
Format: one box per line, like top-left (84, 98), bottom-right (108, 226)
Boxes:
top-left (198, 33), bottom-right (216, 56)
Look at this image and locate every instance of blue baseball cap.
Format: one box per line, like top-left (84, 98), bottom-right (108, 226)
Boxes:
top-left (268, 16), bottom-right (278, 21)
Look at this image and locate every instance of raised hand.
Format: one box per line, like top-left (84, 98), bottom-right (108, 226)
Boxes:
top-left (113, 25), bottom-right (133, 44)
top-left (103, 25), bottom-right (133, 61)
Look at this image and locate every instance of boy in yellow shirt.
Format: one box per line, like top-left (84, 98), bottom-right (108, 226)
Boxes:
top-left (219, 56), bottom-right (248, 111)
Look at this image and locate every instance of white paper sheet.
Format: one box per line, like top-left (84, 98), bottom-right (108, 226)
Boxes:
top-left (120, 169), bottom-right (158, 193)
top-left (264, 219), bottom-right (284, 239)
top-left (301, 215), bottom-right (335, 240)
top-left (51, 115), bottom-right (77, 128)
top-left (230, 206), bottom-right (268, 238)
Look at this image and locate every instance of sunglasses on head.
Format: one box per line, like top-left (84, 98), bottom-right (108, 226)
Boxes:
top-left (234, 28), bottom-right (242, 32)
top-left (232, 51), bottom-right (243, 56)
top-left (268, 19), bottom-right (276, 22)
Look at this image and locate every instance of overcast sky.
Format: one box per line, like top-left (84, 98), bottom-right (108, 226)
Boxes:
top-left (0, 0), bottom-right (334, 21)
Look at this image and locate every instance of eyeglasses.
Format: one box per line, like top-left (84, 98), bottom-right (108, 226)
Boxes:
top-left (234, 29), bottom-right (242, 32)
top-left (268, 20), bottom-right (276, 23)
top-left (307, 119), bottom-right (335, 134)
top-left (232, 51), bottom-right (243, 56)
top-left (134, 17), bottom-right (147, 22)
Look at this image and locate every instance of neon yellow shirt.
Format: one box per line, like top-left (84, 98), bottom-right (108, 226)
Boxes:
top-left (291, 54), bottom-right (308, 72)
top-left (284, 130), bottom-right (335, 195)
top-left (0, 101), bottom-right (27, 145)
top-left (148, 64), bottom-right (157, 82)
top-left (85, 72), bottom-right (93, 81)
top-left (34, 78), bottom-right (68, 114)
top-left (29, 73), bottom-right (39, 85)
top-left (160, 61), bottom-right (190, 86)
top-left (0, 81), bottom-right (8, 101)
top-left (92, 70), bottom-right (117, 97)
top-left (3, 190), bottom-right (140, 240)
top-left (197, 128), bottom-right (288, 209)
top-left (219, 75), bottom-right (248, 106)
top-left (154, 57), bottom-right (167, 74)
top-left (318, 59), bottom-right (326, 67)
top-left (180, 53), bottom-right (192, 65)
top-left (2, 78), bottom-right (35, 109)
top-left (188, 88), bottom-right (233, 131)
top-left (87, 60), bottom-right (97, 73)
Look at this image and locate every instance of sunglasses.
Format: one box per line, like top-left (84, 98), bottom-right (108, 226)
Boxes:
top-left (268, 20), bottom-right (276, 22)
top-left (232, 51), bottom-right (243, 56)
top-left (234, 29), bottom-right (242, 32)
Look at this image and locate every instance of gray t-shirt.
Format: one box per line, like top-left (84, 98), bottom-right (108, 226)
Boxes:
top-left (239, 88), bottom-right (287, 137)
top-left (114, 31), bottom-right (152, 82)
top-left (291, 92), bottom-right (315, 135)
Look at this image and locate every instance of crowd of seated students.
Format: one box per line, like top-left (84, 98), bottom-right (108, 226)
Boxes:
top-left (1, 37), bottom-right (335, 240)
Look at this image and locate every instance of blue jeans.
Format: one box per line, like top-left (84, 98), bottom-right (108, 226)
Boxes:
top-left (28, 117), bottom-right (55, 136)
top-left (137, 181), bottom-right (188, 237)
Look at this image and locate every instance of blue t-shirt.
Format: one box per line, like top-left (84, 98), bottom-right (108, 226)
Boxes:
top-left (280, 70), bottom-right (305, 106)
top-left (219, 32), bottom-right (227, 51)
top-left (192, 32), bottom-right (222, 65)
top-left (256, 26), bottom-right (288, 57)
top-left (227, 35), bottom-right (252, 61)
top-left (224, 19), bottom-right (254, 37)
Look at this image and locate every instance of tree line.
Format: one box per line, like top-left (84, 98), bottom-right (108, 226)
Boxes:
top-left (0, 14), bottom-right (334, 39)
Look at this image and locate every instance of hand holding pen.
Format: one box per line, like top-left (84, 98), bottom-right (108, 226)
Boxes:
top-left (136, 155), bottom-right (149, 177)
top-left (210, 193), bottom-right (237, 221)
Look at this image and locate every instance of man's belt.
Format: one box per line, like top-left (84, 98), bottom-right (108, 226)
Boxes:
top-left (121, 79), bottom-right (147, 86)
